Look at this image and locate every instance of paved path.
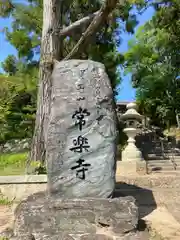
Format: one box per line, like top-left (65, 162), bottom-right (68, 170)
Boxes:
top-left (0, 205), bottom-right (13, 233)
top-left (116, 173), bottom-right (180, 240)
top-left (143, 207), bottom-right (180, 240)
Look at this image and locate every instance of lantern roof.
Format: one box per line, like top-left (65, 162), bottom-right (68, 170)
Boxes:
top-left (120, 102), bottom-right (143, 121)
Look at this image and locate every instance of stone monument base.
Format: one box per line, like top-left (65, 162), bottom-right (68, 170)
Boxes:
top-left (8, 191), bottom-right (145, 240)
top-left (116, 160), bottom-right (147, 176)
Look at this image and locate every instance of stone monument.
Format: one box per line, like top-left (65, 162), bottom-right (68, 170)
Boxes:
top-left (5, 61), bottom-right (146, 240)
top-left (117, 102), bottom-right (147, 175)
top-left (46, 60), bottom-right (118, 198)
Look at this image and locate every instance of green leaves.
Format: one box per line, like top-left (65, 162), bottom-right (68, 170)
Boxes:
top-left (0, 73), bottom-right (38, 143)
top-left (124, 0), bottom-right (180, 127)
top-left (7, 29), bottom-right (33, 59)
top-left (0, 0), bottom-right (14, 17)
top-left (1, 55), bottom-right (17, 76)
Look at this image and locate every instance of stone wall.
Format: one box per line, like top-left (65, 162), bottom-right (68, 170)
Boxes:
top-left (0, 175), bottom-right (47, 201)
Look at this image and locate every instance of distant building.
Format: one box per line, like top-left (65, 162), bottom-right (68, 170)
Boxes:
top-left (116, 101), bottom-right (148, 127)
top-left (116, 101), bottom-right (131, 115)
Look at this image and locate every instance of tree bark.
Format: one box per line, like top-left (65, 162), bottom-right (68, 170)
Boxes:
top-left (27, 0), bottom-right (63, 172)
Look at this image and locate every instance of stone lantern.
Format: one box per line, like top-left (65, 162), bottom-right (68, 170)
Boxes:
top-left (121, 102), bottom-right (143, 161)
top-left (116, 102), bottom-right (147, 175)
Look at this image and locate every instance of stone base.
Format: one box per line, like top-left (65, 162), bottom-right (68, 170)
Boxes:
top-left (116, 160), bottom-right (147, 176)
top-left (8, 191), bottom-right (145, 240)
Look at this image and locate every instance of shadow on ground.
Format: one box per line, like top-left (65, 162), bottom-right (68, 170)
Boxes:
top-left (114, 182), bottom-right (157, 219)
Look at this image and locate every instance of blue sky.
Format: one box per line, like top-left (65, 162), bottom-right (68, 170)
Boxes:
top-left (0, 6), bottom-right (154, 101)
top-left (117, 6), bottom-right (155, 101)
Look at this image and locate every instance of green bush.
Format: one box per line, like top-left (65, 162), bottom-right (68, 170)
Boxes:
top-left (0, 74), bottom-right (37, 144)
top-left (30, 160), bottom-right (47, 174)
top-left (0, 152), bottom-right (27, 175)
top-left (0, 196), bottom-right (12, 205)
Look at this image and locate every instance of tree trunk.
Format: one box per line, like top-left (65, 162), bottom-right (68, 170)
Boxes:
top-left (27, 0), bottom-right (63, 172)
top-left (176, 111), bottom-right (180, 129)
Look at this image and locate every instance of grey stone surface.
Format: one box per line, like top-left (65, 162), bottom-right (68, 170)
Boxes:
top-left (11, 192), bottom-right (140, 240)
top-left (0, 175), bottom-right (47, 184)
top-left (0, 138), bottom-right (31, 153)
top-left (46, 60), bottom-right (118, 198)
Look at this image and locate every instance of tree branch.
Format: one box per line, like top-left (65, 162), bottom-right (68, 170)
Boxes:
top-left (59, 11), bottom-right (99, 37)
top-left (64, 0), bottom-right (124, 60)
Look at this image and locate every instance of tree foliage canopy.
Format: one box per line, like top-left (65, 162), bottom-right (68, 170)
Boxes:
top-left (0, 71), bottom-right (38, 144)
top-left (0, 0), bottom-right (144, 143)
top-left (0, 0), bottom-right (143, 91)
top-left (125, 0), bottom-right (180, 127)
